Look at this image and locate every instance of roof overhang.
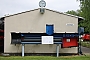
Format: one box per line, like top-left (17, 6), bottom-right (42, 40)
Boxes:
top-left (0, 8), bottom-right (84, 21)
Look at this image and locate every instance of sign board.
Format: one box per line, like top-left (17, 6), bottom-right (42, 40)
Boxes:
top-left (42, 36), bottom-right (53, 44)
top-left (66, 23), bottom-right (74, 26)
top-left (66, 39), bottom-right (70, 42)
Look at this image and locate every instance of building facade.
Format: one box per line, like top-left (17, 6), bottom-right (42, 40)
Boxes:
top-left (4, 8), bottom-right (82, 54)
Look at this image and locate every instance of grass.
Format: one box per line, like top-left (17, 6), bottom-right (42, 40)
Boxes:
top-left (0, 55), bottom-right (90, 60)
top-left (81, 41), bottom-right (90, 48)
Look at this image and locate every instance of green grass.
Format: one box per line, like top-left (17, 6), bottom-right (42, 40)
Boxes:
top-left (0, 55), bottom-right (90, 60)
top-left (81, 42), bottom-right (90, 48)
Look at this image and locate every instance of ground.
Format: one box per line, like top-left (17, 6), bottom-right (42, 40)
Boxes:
top-left (81, 41), bottom-right (90, 55)
top-left (81, 46), bottom-right (90, 54)
top-left (0, 46), bottom-right (90, 60)
top-left (0, 43), bottom-right (90, 60)
top-left (0, 47), bottom-right (90, 60)
top-left (0, 55), bottom-right (90, 60)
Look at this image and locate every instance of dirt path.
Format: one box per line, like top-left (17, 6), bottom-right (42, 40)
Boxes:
top-left (81, 46), bottom-right (90, 55)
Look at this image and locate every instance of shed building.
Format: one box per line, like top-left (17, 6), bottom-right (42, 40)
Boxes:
top-left (4, 8), bottom-right (83, 55)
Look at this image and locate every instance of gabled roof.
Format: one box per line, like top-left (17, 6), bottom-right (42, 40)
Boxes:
top-left (46, 9), bottom-right (84, 20)
top-left (4, 8), bottom-right (84, 20)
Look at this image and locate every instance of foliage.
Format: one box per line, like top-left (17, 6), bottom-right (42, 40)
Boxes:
top-left (66, 10), bottom-right (81, 16)
top-left (81, 41), bottom-right (90, 48)
top-left (66, 0), bottom-right (90, 33)
top-left (79, 0), bottom-right (90, 33)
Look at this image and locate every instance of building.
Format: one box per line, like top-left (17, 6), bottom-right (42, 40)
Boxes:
top-left (3, 8), bottom-right (83, 56)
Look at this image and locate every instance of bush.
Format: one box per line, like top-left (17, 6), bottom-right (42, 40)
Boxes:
top-left (81, 42), bottom-right (90, 48)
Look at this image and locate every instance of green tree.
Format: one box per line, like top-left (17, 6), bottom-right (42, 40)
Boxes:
top-left (66, 0), bottom-right (90, 33)
top-left (66, 10), bottom-right (81, 16)
top-left (79, 0), bottom-right (90, 33)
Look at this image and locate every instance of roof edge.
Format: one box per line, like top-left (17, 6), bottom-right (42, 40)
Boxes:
top-left (45, 8), bottom-right (84, 20)
top-left (5, 8), bottom-right (40, 18)
top-left (3, 8), bottom-right (84, 20)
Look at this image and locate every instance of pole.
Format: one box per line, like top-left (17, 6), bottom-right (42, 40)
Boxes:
top-left (22, 44), bottom-right (24, 57)
top-left (56, 44), bottom-right (59, 57)
top-left (78, 35), bottom-right (82, 55)
top-left (79, 36), bottom-right (82, 55)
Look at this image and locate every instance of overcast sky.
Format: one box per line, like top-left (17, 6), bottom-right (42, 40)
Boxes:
top-left (0, 0), bottom-right (80, 17)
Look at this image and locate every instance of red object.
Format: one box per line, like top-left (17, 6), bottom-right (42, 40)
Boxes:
top-left (62, 37), bottom-right (78, 48)
top-left (82, 34), bottom-right (90, 40)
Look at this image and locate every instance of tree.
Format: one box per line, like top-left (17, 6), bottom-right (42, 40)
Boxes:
top-left (66, 10), bottom-right (81, 16)
top-left (66, 0), bottom-right (90, 33)
top-left (79, 0), bottom-right (90, 33)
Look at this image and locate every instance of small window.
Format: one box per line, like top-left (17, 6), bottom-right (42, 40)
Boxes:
top-left (46, 24), bottom-right (54, 35)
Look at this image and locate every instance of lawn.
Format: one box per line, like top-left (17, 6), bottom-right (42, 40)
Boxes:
top-left (81, 41), bottom-right (90, 48)
top-left (0, 55), bottom-right (90, 60)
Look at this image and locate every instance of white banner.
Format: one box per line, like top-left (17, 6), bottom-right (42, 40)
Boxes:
top-left (42, 36), bottom-right (53, 44)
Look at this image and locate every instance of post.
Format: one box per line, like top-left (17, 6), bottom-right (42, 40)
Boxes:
top-left (56, 44), bottom-right (59, 57)
top-left (79, 36), bottom-right (82, 55)
top-left (22, 44), bottom-right (25, 57)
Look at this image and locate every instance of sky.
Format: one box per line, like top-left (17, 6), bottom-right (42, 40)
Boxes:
top-left (0, 0), bottom-right (80, 17)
